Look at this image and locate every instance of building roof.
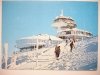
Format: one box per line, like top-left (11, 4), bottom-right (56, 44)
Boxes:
top-left (19, 34), bottom-right (62, 41)
top-left (58, 28), bottom-right (92, 34)
top-left (52, 10), bottom-right (76, 28)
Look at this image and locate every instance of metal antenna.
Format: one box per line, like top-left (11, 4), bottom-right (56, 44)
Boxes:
top-left (60, 9), bottom-right (64, 16)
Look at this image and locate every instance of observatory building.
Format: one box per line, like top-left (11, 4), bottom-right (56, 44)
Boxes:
top-left (52, 10), bottom-right (92, 40)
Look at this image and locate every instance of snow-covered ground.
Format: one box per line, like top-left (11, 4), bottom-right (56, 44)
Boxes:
top-left (44, 37), bottom-right (98, 70)
top-left (8, 37), bottom-right (98, 70)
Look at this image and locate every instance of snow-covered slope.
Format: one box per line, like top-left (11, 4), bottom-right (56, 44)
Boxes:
top-left (44, 37), bottom-right (98, 70)
top-left (8, 37), bottom-right (98, 70)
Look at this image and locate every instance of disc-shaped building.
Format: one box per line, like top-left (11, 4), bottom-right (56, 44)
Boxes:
top-left (52, 10), bottom-right (92, 40)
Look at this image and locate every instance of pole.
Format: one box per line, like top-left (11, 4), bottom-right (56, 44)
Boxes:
top-left (4, 43), bottom-right (8, 69)
top-left (48, 35), bottom-right (51, 47)
top-left (11, 52), bottom-right (16, 69)
top-left (36, 35), bottom-right (39, 67)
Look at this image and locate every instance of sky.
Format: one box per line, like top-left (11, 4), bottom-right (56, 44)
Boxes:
top-left (2, 1), bottom-right (98, 56)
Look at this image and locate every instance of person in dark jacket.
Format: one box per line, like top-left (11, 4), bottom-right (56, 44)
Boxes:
top-left (55, 45), bottom-right (60, 60)
top-left (70, 40), bottom-right (75, 52)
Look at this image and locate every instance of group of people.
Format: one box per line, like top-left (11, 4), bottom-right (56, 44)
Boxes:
top-left (54, 37), bottom-right (75, 60)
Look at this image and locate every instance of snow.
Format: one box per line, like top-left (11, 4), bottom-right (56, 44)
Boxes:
top-left (45, 37), bottom-right (97, 70)
top-left (20, 34), bottom-right (62, 41)
top-left (8, 37), bottom-right (98, 70)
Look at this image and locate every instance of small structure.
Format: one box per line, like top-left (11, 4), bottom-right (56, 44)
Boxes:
top-left (16, 34), bottom-right (62, 52)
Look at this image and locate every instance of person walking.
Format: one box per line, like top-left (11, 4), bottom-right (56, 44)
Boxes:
top-left (55, 45), bottom-right (60, 60)
top-left (65, 38), bottom-right (71, 47)
top-left (70, 40), bottom-right (75, 52)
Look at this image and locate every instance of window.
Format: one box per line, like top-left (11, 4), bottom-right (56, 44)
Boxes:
top-left (66, 31), bottom-right (71, 34)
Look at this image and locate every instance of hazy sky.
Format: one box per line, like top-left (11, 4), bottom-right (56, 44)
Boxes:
top-left (2, 1), bottom-right (98, 56)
